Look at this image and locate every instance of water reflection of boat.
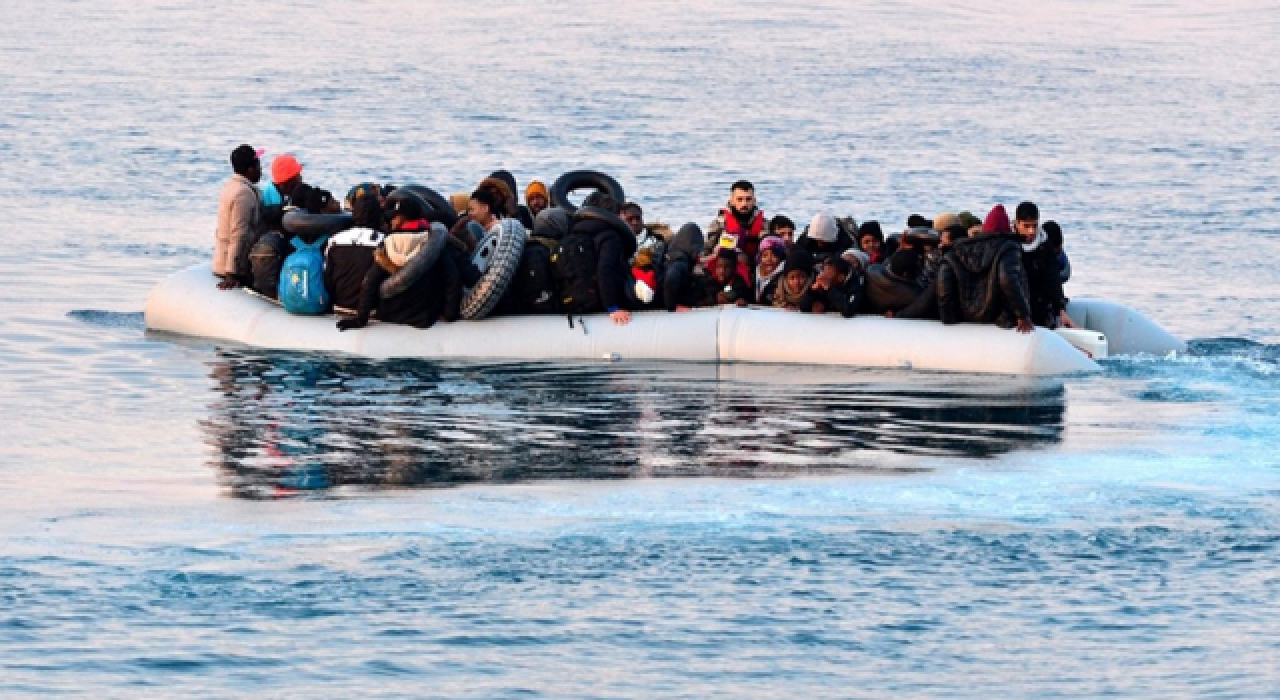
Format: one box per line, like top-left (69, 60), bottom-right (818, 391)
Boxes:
top-left (203, 350), bottom-right (1067, 498)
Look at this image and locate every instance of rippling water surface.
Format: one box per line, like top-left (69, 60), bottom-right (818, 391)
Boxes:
top-left (3, 0), bottom-right (1280, 696)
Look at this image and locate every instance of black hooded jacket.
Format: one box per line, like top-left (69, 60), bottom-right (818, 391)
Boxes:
top-left (936, 234), bottom-right (1033, 327)
top-left (663, 223), bottom-right (706, 311)
top-left (570, 207), bottom-right (638, 312)
top-left (1022, 240), bottom-right (1068, 327)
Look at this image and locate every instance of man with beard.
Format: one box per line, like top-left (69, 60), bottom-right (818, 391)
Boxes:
top-left (1014, 201), bottom-right (1077, 328)
top-left (704, 180), bottom-right (767, 262)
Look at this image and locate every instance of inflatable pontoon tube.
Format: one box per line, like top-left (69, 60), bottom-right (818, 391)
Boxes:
top-left (146, 263), bottom-right (1102, 375)
top-left (550, 170), bottom-right (626, 214)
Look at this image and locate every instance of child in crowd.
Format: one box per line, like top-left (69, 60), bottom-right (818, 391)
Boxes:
top-left (700, 249), bottom-right (750, 307)
top-left (858, 221), bottom-right (884, 264)
top-left (631, 248), bottom-right (661, 308)
top-left (773, 249), bottom-right (815, 312)
top-left (754, 236), bottom-right (788, 306)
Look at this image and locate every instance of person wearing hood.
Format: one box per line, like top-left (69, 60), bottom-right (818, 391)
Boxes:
top-left (863, 249), bottom-right (925, 316)
top-left (563, 193), bottom-right (638, 325)
top-left (1015, 202), bottom-right (1076, 328)
top-left (524, 180), bottom-right (550, 220)
top-left (324, 183), bottom-right (387, 312)
top-left (811, 255), bottom-right (865, 317)
top-left (773, 248), bottom-right (815, 312)
top-left (796, 210), bottom-right (854, 265)
top-left (698, 249), bottom-right (751, 307)
top-left (214, 144), bottom-right (264, 290)
top-left (335, 220), bottom-right (463, 331)
top-left (934, 204), bottom-right (1035, 333)
top-left (1043, 220), bottom-right (1071, 284)
top-left (705, 180), bottom-right (767, 261)
top-left (754, 235), bottom-right (788, 306)
top-left (857, 221), bottom-right (885, 264)
top-left (663, 223), bottom-right (706, 312)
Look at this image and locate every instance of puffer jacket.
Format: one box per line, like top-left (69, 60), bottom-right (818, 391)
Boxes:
top-left (324, 227), bottom-right (385, 311)
top-left (936, 234), bottom-right (1032, 327)
top-left (862, 264), bottom-right (923, 314)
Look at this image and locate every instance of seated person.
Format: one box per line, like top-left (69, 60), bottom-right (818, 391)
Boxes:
top-left (857, 221), bottom-right (885, 264)
top-left (698, 249), bottom-right (750, 307)
top-left (263, 154), bottom-right (339, 233)
top-left (773, 249), bottom-right (815, 312)
top-left (863, 249), bottom-right (924, 316)
top-left (624, 202), bottom-right (666, 261)
top-left (336, 223), bottom-right (462, 331)
top-left (524, 180), bottom-right (550, 221)
top-left (811, 256), bottom-right (865, 317)
top-left (325, 184), bottom-right (387, 311)
top-left (754, 235), bottom-right (788, 306)
top-left (768, 215), bottom-right (796, 247)
top-left (564, 193), bottom-right (637, 325)
top-left (1043, 220), bottom-right (1071, 284)
top-left (663, 223), bottom-right (706, 312)
top-left (935, 204), bottom-right (1035, 333)
top-left (796, 210), bottom-right (853, 265)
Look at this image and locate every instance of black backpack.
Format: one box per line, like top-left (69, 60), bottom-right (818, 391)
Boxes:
top-left (552, 232), bottom-right (600, 313)
top-left (248, 231), bottom-right (289, 299)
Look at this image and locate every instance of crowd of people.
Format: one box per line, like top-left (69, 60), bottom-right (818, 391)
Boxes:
top-left (214, 144), bottom-right (1075, 333)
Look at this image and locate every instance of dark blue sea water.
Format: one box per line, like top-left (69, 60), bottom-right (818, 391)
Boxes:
top-left (3, 0), bottom-right (1280, 696)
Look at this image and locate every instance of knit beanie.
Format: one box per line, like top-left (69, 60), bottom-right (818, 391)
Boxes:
top-left (525, 179), bottom-right (549, 202)
top-left (982, 204), bottom-right (1012, 235)
top-left (858, 220), bottom-right (884, 241)
top-left (785, 248), bottom-right (815, 275)
top-left (887, 249), bottom-right (921, 281)
top-left (957, 211), bottom-right (981, 230)
top-left (1015, 201), bottom-right (1039, 222)
top-left (758, 235), bottom-right (787, 259)
top-left (933, 212), bottom-right (959, 231)
top-left (841, 248), bottom-right (871, 269)
top-left (808, 210), bottom-right (838, 243)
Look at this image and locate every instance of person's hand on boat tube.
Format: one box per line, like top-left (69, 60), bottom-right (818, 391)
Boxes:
top-left (217, 276), bottom-right (241, 290)
top-left (610, 309), bottom-right (632, 326)
top-left (1016, 318), bottom-right (1034, 334)
top-left (1058, 310), bottom-right (1078, 329)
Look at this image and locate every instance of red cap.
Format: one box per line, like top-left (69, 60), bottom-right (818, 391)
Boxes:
top-left (982, 204), bottom-right (1012, 235)
top-left (271, 154), bottom-right (303, 184)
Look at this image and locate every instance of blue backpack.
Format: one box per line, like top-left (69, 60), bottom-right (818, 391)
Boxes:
top-left (278, 236), bottom-right (331, 314)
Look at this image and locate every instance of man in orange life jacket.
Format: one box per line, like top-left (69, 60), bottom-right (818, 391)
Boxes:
top-left (704, 180), bottom-right (767, 263)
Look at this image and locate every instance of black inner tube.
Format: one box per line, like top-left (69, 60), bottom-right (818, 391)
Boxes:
top-left (550, 170), bottom-right (626, 214)
top-left (282, 210), bottom-right (354, 238)
top-left (398, 184), bottom-right (460, 230)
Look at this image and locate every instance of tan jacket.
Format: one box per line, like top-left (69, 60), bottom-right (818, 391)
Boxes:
top-left (213, 174), bottom-right (262, 279)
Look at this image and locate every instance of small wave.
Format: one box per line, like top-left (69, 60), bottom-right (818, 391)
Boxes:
top-left (66, 310), bottom-right (145, 330)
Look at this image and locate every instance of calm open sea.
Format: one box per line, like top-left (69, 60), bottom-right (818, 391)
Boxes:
top-left (2, 0), bottom-right (1279, 696)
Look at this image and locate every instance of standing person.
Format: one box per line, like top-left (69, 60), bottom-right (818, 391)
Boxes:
top-left (214, 144), bottom-right (264, 290)
top-left (705, 180), bottom-right (767, 261)
top-left (1014, 202), bottom-right (1076, 328)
